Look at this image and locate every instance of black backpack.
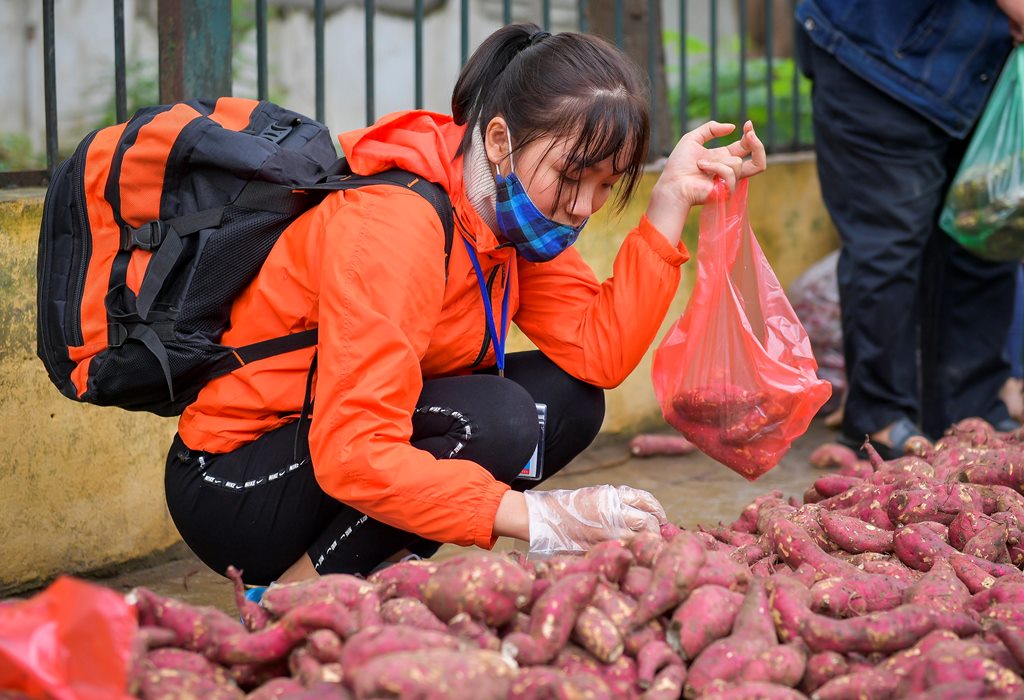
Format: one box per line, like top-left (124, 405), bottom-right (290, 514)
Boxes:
top-left (37, 98), bottom-right (453, 416)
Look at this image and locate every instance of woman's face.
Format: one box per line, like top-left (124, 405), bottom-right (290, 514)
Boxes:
top-left (485, 117), bottom-right (623, 227)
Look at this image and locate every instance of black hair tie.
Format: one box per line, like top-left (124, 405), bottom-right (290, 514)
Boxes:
top-left (528, 31), bottom-right (551, 46)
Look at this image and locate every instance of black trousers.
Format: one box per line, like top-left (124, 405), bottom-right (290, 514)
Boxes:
top-left (796, 31), bottom-right (1018, 440)
top-left (165, 350), bottom-right (605, 584)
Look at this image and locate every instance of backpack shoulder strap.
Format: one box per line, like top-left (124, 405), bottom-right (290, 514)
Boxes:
top-left (232, 166), bottom-right (455, 366)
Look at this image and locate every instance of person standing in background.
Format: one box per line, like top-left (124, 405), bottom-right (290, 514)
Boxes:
top-left (795, 1), bottom-right (1024, 458)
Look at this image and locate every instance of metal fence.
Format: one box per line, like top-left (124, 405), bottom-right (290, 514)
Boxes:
top-left (1, 0), bottom-right (812, 189)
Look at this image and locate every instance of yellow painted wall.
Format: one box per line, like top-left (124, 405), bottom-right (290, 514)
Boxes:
top-left (0, 153), bottom-right (836, 593)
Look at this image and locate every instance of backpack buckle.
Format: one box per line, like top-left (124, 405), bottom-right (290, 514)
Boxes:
top-left (108, 322), bottom-right (128, 347)
top-left (121, 221), bottom-right (164, 251)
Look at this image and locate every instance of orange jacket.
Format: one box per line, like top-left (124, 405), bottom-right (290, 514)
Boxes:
top-left (179, 111), bottom-right (689, 549)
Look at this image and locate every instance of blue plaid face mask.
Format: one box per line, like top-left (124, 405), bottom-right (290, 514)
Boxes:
top-left (495, 134), bottom-right (587, 263)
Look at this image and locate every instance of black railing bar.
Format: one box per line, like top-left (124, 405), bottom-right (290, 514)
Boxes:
top-left (256, 0), bottom-right (268, 100)
top-left (503, 0), bottom-right (511, 26)
top-left (765, 0), bottom-right (774, 150)
top-left (461, 0), bottom-right (469, 65)
top-left (679, 0), bottom-right (687, 133)
top-left (614, 0), bottom-right (624, 48)
top-left (315, 0), bottom-right (325, 122)
top-left (114, 0), bottom-right (127, 123)
top-left (710, 0), bottom-right (718, 123)
top-left (647, 0), bottom-right (658, 155)
top-left (739, 0), bottom-right (747, 126)
top-left (366, 0), bottom-right (375, 125)
top-left (791, 0), bottom-right (799, 148)
top-left (578, 0), bottom-right (588, 33)
top-left (543, 0), bottom-right (551, 31)
top-left (414, 0), bottom-right (424, 108)
top-left (43, 0), bottom-right (57, 175)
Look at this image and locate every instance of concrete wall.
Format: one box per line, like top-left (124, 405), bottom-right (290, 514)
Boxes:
top-left (0, 154), bottom-right (836, 593)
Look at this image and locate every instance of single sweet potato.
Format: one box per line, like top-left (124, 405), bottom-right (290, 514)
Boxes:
top-left (809, 573), bottom-right (906, 617)
top-left (624, 620), bottom-right (667, 657)
top-left (380, 596), bottom-right (448, 632)
top-left (692, 550), bottom-right (751, 591)
top-left (730, 491), bottom-right (786, 534)
top-left (243, 678), bottom-right (306, 699)
top-left (800, 651), bottom-right (848, 694)
top-left (447, 611), bottom-right (501, 651)
top-left (642, 664), bottom-right (686, 700)
top-left (366, 558), bottom-right (437, 600)
top-left (636, 640), bottom-right (683, 690)
top-left (632, 533), bottom-right (707, 626)
top-left (226, 566), bottom-right (271, 632)
top-left (992, 622), bottom-right (1024, 673)
top-left (259, 574), bottom-right (374, 618)
top-left (601, 654), bottom-right (638, 698)
top-left (506, 667), bottom-right (611, 700)
top-left (818, 510), bottom-right (894, 554)
top-left (948, 510), bottom-right (995, 550)
top-left (572, 605), bottom-right (624, 664)
top-left (626, 531), bottom-right (667, 568)
top-left (129, 587), bottom-right (247, 654)
top-left (211, 602), bottom-right (362, 665)
top-left (337, 624), bottom-right (463, 676)
top-left (303, 629), bottom-right (343, 664)
top-left (350, 648), bottom-right (514, 699)
top-left (813, 474), bottom-right (863, 498)
top-left (963, 521), bottom-right (1011, 562)
top-left (138, 668), bottom-right (244, 700)
top-left (894, 522), bottom-right (1020, 576)
top-left (809, 443), bottom-right (860, 471)
top-left (620, 566), bottom-right (653, 599)
top-left (698, 681), bottom-right (806, 700)
top-left (968, 581), bottom-right (1024, 610)
top-left (630, 433), bottom-right (697, 457)
top-left (502, 573), bottom-right (598, 665)
top-left (422, 552), bottom-right (533, 627)
top-left (902, 557), bottom-right (971, 614)
top-left (591, 581), bottom-right (639, 635)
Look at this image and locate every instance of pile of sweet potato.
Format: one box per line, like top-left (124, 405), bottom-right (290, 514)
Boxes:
top-left (121, 418), bottom-right (1024, 699)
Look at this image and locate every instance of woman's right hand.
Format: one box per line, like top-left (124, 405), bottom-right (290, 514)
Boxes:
top-left (522, 484), bottom-right (668, 557)
top-left (645, 120), bottom-right (766, 246)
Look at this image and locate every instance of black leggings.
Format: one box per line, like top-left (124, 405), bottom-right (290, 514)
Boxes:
top-left (164, 351), bottom-right (605, 584)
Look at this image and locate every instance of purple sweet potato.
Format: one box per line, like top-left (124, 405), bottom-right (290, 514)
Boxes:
top-left (243, 678), bottom-right (306, 699)
top-left (631, 533), bottom-right (707, 626)
top-left (636, 640), bottom-right (683, 690)
top-left (507, 667), bottom-right (611, 700)
top-left (350, 648), bottom-right (514, 699)
top-left (337, 624), bottom-right (463, 676)
top-left (380, 596), bottom-right (448, 632)
top-left (992, 622), bottom-right (1024, 673)
top-left (730, 491), bottom-right (786, 534)
top-left (502, 573), bottom-right (598, 665)
top-left (886, 484), bottom-right (984, 526)
top-left (630, 433), bottom-right (698, 457)
top-left (129, 587), bottom-right (250, 658)
top-left (552, 644), bottom-right (604, 677)
top-left (626, 531), bottom-right (667, 568)
top-left (137, 668), bottom-right (244, 700)
top-left (211, 602), bottom-right (361, 665)
top-left (367, 558), bottom-right (437, 600)
top-left (692, 550), bottom-right (751, 591)
top-left (699, 682), bottom-right (807, 700)
top-left (447, 611), bottom-right (501, 651)
top-left (226, 566), bottom-right (271, 632)
top-left (591, 581), bottom-right (639, 635)
top-left (624, 620), bottom-right (667, 657)
top-left (601, 654), bottom-right (639, 698)
top-left (259, 574), bottom-right (375, 618)
top-left (893, 521), bottom-right (1017, 575)
top-left (621, 566), bottom-right (653, 599)
top-left (304, 629), bottom-right (343, 663)
top-left (968, 582), bottom-right (1024, 610)
top-left (800, 651), bottom-right (849, 694)
top-left (981, 602), bottom-right (1024, 628)
top-left (666, 584), bottom-right (744, 661)
top-left (809, 443), bottom-right (860, 471)
top-left (809, 573), bottom-right (906, 617)
top-left (641, 664), bottom-right (686, 700)
top-left (422, 552), bottom-right (533, 627)
top-left (288, 646), bottom-right (342, 687)
top-left (963, 521), bottom-right (1011, 562)
top-left (736, 643), bottom-right (807, 688)
top-left (948, 510), bottom-right (995, 550)
top-left (818, 510), bottom-right (894, 554)
top-left (896, 644), bottom-right (1024, 698)
top-left (902, 557), bottom-right (971, 613)
top-left (950, 553), bottom-right (999, 594)
top-left (572, 605), bottom-right (624, 663)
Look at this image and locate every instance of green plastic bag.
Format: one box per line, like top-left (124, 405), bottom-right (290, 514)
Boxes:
top-left (940, 46), bottom-right (1024, 261)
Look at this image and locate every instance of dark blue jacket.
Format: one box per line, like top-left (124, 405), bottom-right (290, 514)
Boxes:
top-left (796, 1), bottom-right (1013, 138)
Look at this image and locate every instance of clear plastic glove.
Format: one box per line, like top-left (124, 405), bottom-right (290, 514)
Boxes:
top-left (523, 484), bottom-right (668, 558)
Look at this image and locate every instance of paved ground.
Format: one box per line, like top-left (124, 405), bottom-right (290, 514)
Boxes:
top-left (86, 418), bottom-right (837, 614)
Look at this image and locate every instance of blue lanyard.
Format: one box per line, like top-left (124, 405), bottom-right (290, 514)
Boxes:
top-left (462, 237), bottom-right (510, 377)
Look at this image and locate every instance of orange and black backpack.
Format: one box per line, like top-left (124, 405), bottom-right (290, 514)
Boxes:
top-left (37, 97), bottom-right (453, 416)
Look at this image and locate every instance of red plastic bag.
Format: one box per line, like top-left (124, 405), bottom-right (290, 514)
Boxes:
top-left (0, 576), bottom-right (137, 700)
top-left (652, 179), bottom-right (831, 480)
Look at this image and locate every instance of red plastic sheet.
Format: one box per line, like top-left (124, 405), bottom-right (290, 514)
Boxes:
top-left (0, 576), bottom-right (137, 700)
top-left (652, 179), bottom-right (831, 480)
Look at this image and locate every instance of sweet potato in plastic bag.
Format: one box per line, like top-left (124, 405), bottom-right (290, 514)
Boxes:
top-left (0, 576), bottom-right (137, 700)
top-left (652, 179), bottom-right (831, 480)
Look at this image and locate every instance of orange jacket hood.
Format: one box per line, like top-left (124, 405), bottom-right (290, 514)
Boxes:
top-left (339, 111), bottom-right (504, 255)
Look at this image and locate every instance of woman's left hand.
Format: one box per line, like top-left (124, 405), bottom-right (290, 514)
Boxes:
top-left (645, 120), bottom-right (766, 244)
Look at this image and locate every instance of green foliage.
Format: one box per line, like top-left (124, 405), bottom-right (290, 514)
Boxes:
top-left (0, 133), bottom-right (42, 172)
top-left (664, 32), bottom-right (814, 150)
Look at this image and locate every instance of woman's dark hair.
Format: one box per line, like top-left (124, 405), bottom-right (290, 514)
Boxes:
top-left (452, 23), bottom-right (650, 213)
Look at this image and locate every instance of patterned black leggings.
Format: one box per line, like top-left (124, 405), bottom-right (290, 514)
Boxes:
top-left (164, 351), bottom-right (605, 584)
